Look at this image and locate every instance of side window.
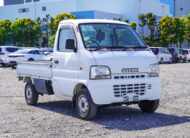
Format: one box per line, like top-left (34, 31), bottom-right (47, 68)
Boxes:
top-left (58, 27), bottom-right (76, 52)
top-left (27, 50), bottom-right (35, 54)
top-left (38, 50), bottom-right (45, 55)
top-left (160, 48), bottom-right (163, 53)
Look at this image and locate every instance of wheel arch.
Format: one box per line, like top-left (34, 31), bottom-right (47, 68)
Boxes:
top-left (72, 83), bottom-right (88, 108)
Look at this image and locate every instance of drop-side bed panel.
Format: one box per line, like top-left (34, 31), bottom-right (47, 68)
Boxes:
top-left (17, 61), bottom-right (52, 80)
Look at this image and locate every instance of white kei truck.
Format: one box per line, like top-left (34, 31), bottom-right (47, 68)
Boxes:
top-left (17, 19), bottom-right (161, 120)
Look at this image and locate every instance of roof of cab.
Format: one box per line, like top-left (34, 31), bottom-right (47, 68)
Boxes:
top-left (59, 19), bottom-right (129, 25)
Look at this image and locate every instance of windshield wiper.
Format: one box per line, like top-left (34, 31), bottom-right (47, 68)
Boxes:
top-left (87, 46), bottom-right (147, 51)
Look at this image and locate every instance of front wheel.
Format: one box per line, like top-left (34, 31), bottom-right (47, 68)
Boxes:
top-left (11, 65), bottom-right (16, 69)
top-left (138, 100), bottom-right (159, 113)
top-left (25, 81), bottom-right (39, 105)
top-left (76, 88), bottom-right (97, 120)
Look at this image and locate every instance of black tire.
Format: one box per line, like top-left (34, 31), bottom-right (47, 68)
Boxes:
top-left (25, 81), bottom-right (39, 105)
top-left (160, 58), bottom-right (163, 64)
top-left (183, 58), bottom-right (186, 63)
top-left (28, 58), bottom-right (34, 61)
top-left (138, 99), bottom-right (159, 113)
top-left (2, 63), bottom-right (5, 67)
top-left (11, 65), bottom-right (16, 69)
top-left (75, 88), bottom-right (97, 120)
top-left (169, 58), bottom-right (173, 64)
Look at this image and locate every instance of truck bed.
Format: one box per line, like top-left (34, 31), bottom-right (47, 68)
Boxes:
top-left (17, 61), bottom-right (52, 80)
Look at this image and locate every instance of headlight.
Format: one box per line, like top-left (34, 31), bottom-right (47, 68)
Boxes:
top-left (148, 64), bottom-right (159, 77)
top-left (90, 66), bottom-right (111, 79)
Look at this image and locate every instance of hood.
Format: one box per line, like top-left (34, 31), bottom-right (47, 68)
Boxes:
top-left (90, 50), bottom-right (157, 74)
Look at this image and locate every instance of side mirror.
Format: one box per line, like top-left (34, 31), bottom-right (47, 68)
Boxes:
top-left (66, 39), bottom-right (77, 52)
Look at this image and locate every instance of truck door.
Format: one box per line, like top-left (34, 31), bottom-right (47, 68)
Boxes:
top-left (52, 24), bottom-right (79, 98)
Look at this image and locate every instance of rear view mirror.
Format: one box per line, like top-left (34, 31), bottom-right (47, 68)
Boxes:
top-left (66, 39), bottom-right (77, 52)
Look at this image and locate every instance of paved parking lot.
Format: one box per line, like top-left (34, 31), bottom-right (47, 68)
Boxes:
top-left (0, 64), bottom-right (190, 138)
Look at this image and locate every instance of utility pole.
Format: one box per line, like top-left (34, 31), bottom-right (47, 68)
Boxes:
top-left (34, 1), bottom-right (37, 20)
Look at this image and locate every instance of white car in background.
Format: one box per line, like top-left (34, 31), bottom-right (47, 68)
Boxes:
top-left (182, 49), bottom-right (190, 62)
top-left (0, 46), bottom-right (20, 66)
top-left (150, 47), bottom-right (173, 63)
top-left (7, 49), bottom-right (50, 68)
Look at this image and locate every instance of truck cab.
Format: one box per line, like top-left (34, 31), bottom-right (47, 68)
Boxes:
top-left (17, 19), bottom-right (161, 120)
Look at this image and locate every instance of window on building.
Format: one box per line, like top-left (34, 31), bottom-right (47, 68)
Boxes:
top-left (18, 8), bottom-right (30, 13)
top-left (33, 0), bottom-right (40, 2)
top-left (26, 0), bottom-right (32, 3)
top-left (180, 8), bottom-right (183, 11)
top-left (43, 18), bottom-right (47, 22)
top-left (42, 7), bottom-right (46, 11)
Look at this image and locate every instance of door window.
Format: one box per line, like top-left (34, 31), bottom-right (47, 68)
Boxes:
top-left (58, 27), bottom-right (76, 52)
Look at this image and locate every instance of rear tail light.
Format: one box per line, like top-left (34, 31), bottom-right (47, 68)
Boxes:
top-left (0, 53), bottom-right (5, 55)
top-left (186, 53), bottom-right (189, 55)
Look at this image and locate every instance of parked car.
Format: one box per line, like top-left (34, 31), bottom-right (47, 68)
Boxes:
top-left (168, 48), bottom-right (186, 63)
top-left (150, 47), bottom-right (173, 63)
top-left (41, 48), bottom-right (53, 55)
top-left (8, 49), bottom-right (50, 69)
top-left (17, 19), bottom-right (161, 120)
top-left (41, 47), bottom-right (53, 60)
top-left (182, 49), bottom-right (190, 62)
top-left (0, 46), bottom-right (20, 66)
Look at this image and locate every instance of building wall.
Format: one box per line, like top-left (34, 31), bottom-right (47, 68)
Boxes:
top-left (155, 0), bottom-right (174, 16)
top-left (4, 0), bottom-right (24, 5)
top-left (0, 0), bottom-right (77, 21)
top-left (175, 0), bottom-right (190, 17)
top-left (0, 0), bottom-right (170, 36)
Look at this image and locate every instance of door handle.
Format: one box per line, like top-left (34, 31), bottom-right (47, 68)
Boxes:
top-left (54, 60), bottom-right (59, 64)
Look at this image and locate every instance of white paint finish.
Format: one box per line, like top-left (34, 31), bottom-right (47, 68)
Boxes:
top-left (17, 19), bottom-right (162, 105)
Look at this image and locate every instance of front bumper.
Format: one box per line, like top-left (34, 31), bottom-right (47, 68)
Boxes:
top-left (87, 75), bottom-right (161, 105)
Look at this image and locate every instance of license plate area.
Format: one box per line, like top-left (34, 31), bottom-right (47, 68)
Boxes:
top-left (123, 94), bottom-right (139, 102)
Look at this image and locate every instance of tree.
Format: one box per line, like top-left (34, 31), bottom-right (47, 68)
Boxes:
top-left (179, 17), bottom-right (186, 47)
top-left (48, 34), bottom-right (56, 47)
top-left (124, 19), bottom-right (130, 23)
top-left (146, 12), bottom-right (157, 46)
top-left (52, 13), bottom-right (76, 35)
top-left (138, 14), bottom-right (147, 37)
top-left (171, 17), bottom-right (181, 46)
top-left (11, 18), bottom-right (41, 47)
top-left (159, 15), bottom-right (173, 47)
top-left (129, 22), bottom-right (137, 30)
top-left (42, 14), bottom-right (51, 47)
top-left (0, 19), bottom-right (12, 45)
top-left (184, 14), bottom-right (190, 47)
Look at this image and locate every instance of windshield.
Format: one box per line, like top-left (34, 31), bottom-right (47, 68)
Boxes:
top-left (79, 23), bottom-right (146, 49)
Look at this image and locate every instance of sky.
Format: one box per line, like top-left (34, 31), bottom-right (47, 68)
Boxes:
top-left (0, 0), bottom-right (3, 6)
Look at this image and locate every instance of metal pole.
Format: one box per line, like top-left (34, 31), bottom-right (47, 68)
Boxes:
top-left (34, 1), bottom-right (36, 20)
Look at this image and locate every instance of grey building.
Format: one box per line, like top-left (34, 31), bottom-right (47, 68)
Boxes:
top-left (4, 0), bottom-right (24, 6)
top-left (175, 0), bottom-right (190, 17)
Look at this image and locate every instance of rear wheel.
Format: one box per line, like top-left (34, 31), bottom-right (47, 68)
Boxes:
top-left (160, 58), bottom-right (164, 64)
top-left (183, 58), bottom-right (186, 63)
top-left (138, 100), bottom-right (159, 113)
top-left (76, 88), bottom-right (97, 120)
top-left (25, 81), bottom-right (39, 105)
top-left (28, 58), bottom-right (34, 61)
top-left (169, 58), bottom-right (173, 64)
top-left (1, 63), bottom-right (5, 67)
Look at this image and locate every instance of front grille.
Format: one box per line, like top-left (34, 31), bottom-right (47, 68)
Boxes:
top-left (113, 74), bottom-right (146, 80)
top-left (113, 83), bottom-right (146, 97)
